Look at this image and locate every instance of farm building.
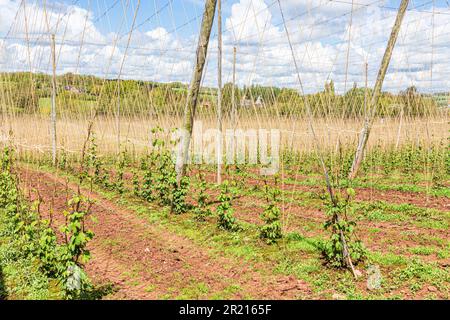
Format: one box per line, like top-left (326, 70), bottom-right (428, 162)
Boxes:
top-left (240, 95), bottom-right (264, 108)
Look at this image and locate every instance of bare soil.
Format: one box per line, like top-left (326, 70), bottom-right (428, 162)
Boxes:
top-left (18, 167), bottom-right (311, 300)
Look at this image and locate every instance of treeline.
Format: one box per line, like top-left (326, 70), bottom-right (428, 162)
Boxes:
top-left (0, 72), bottom-right (442, 118)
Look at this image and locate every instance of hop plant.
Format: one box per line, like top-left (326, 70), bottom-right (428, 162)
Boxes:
top-left (58, 195), bottom-right (95, 298)
top-left (141, 167), bottom-right (156, 202)
top-left (1, 147), bottom-right (95, 299)
top-left (194, 172), bottom-right (211, 221)
top-left (154, 150), bottom-right (175, 206)
top-left (318, 188), bottom-right (366, 268)
top-left (217, 181), bottom-right (236, 231)
top-left (115, 149), bottom-right (128, 194)
top-left (59, 148), bottom-right (68, 170)
top-left (171, 176), bottom-right (190, 214)
top-left (132, 170), bottom-right (141, 196)
top-left (85, 135), bottom-right (110, 187)
top-left (1, 147), bottom-right (13, 171)
top-left (260, 182), bottom-right (282, 244)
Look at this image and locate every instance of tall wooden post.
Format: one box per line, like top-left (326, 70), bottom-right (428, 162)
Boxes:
top-left (176, 0), bottom-right (218, 184)
top-left (349, 0), bottom-right (410, 179)
top-left (217, 0), bottom-right (223, 184)
top-left (51, 34), bottom-right (57, 166)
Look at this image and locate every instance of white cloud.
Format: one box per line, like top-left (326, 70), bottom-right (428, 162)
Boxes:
top-left (0, 0), bottom-right (449, 93)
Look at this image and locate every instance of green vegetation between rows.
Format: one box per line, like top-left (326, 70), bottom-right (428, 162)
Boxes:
top-left (13, 131), bottom-right (448, 300)
top-left (0, 147), bottom-right (110, 300)
top-left (31, 160), bottom-right (450, 300)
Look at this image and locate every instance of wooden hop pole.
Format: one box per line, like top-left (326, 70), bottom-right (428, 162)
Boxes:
top-left (217, 0), bottom-right (223, 184)
top-left (176, 0), bottom-right (218, 184)
top-left (50, 33), bottom-right (57, 166)
top-left (349, 0), bottom-right (410, 179)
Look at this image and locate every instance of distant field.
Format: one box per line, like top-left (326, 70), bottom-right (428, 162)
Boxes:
top-left (3, 113), bottom-right (449, 158)
top-left (38, 97), bottom-right (97, 116)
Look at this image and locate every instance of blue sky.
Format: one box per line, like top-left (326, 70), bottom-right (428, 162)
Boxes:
top-left (58, 0), bottom-right (447, 37)
top-left (54, 0), bottom-right (449, 41)
top-left (0, 0), bottom-right (449, 93)
top-left (52, 0), bottom-right (217, 39)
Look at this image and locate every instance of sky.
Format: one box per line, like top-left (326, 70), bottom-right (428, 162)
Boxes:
top-left (0, 0), bottom-right (449, 94)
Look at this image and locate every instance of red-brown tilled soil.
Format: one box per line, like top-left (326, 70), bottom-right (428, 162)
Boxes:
top-left (18, 167), bottom-right (312, 300)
